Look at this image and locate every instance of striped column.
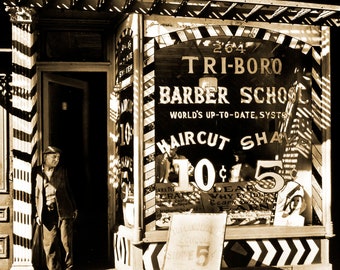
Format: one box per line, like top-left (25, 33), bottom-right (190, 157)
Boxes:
top-left (143, 37), bottom-right (157, 231)
top-left (8, 6), bottom-right (38, 269)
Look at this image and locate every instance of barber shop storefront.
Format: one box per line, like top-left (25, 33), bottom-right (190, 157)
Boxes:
top-left (0, 1), bottom-right (338, 269)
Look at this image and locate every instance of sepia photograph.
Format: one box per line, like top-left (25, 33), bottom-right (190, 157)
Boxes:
top-left (0, 1), bottom-right (340, 269)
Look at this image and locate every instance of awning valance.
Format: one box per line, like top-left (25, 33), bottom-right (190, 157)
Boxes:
top-left (3, 0), bottom-right (340, 27)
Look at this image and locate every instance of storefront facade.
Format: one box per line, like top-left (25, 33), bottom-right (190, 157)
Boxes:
top-left (0, 1), bottom-right (339, 269)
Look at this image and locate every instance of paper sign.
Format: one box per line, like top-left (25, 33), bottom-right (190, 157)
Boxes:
top-left (163, 213), bottom-right (227, 270)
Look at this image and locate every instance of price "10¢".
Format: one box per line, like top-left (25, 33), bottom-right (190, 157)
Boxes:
top-left (173, 159), bottom-right (285, 193)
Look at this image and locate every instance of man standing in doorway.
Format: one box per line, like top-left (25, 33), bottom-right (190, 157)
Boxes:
top-left (32, 146), bottom-right (78, 270)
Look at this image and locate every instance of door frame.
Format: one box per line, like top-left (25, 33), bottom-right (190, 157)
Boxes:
top-left (36, 62), bottom-right (115, 261)
top-left (37, 62), bottom-right (113, 157)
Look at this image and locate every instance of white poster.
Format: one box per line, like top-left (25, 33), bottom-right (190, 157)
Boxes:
top-left (163, 213), bottom-right (227, 270)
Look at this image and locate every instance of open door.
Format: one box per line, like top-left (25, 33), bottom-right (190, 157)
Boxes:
top-left (42, 73), bottom-right (89, 165)
top-left (41, 72), bottom-right (110, 269)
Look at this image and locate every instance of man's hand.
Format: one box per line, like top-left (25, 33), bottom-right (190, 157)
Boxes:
top-left (36, 216), bottom-right (42, 225)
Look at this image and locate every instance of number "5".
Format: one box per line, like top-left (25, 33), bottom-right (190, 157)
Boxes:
top-left (254, 160), bottom-right (285, 193)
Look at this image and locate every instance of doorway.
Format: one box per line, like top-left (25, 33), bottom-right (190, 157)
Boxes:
top-left (42, 72), bottom-right (110, 269)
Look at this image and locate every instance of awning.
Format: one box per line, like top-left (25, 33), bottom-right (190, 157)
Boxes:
top-left (3, 0), bottom-right (340, 27)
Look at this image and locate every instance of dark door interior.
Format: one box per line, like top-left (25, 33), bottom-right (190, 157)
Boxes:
top-left (43, 72), bottom-right (110, 269)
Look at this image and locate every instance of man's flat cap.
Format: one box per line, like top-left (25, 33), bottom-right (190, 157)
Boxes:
top-left (43, 146), bottom-right (62, 155)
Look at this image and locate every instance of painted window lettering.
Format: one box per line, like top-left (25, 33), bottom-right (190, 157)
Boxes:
top-left (174, 159), bottom-right (284, 193)
top-left (254, 160), bottom-right (284, 193)
top-left (159, 86), bottom-right (230, 104)
top-left (181, 56), bottom-right (282, 75)
top-left (212, 41), bottom-right (246, 54)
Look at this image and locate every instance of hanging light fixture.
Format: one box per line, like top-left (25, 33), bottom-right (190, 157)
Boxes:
top-left (199, 76), bottom-right (218, 95)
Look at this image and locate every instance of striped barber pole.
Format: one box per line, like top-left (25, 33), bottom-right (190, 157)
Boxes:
top-left (9, 6), bottom-right (38, 268)
top-left (143, 36), bottom-right (157, 231)
top-left (310, 29), bottom-right (332, 227)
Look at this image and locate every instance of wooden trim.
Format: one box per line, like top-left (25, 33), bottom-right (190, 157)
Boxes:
top-left (0, 234), bottom-right (8, 258)
top-left (37, 62), bottom-right (111, 72)
top-left (143, 225), bottom-right (331, 243)
top-left (0, 207), bottom-right (9, 222)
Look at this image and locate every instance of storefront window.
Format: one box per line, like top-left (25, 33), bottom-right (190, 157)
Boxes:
top-left (154, 36), bottom-right (312, 229)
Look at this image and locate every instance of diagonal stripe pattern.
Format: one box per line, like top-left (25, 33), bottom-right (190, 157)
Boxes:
top-left (9, 7), bottom-right (38, 267)
top-left (135, 237), bottom-right (320, 269)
